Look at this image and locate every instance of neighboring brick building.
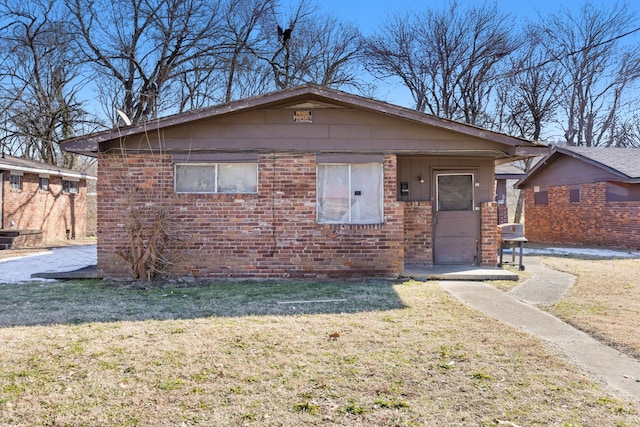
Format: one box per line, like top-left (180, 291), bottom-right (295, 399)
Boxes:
top-left (495, 163), bottom-right (527, 224)
top-left (61, 84), bottom-right (545, 280)
top-left (517, 146), bottom-right (640, 250)
top-left (0, 156), bottom-right (96, 248)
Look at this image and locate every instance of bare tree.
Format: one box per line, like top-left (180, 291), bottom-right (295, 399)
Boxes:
top-left (495, 41), bottom-right (563, 141)
top-left (0, 0), bottom-right (88, 167)
top-left (251, 0), bottom-right (363, 91)
top-left (301, 16), bottom-right (363, 89)
top-left (532, 2), bottom-right (640, 146)
top-left (495, 33), bottom-right (565, 222)
top-left (614, 115), bottom-right (640, 147)
top-left (220, 0), bottom-right (276, 102)
top-left (362, 13), bottom-right (431, 113)
top-left (65, 0), bottom-right (227, 125)
top-left (364, 2), bottom-right (515, 126)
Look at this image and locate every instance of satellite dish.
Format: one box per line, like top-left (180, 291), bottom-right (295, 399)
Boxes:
top-left (116, 109), bottom-right (132, 126)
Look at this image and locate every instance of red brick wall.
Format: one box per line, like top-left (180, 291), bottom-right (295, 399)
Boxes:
top-left (403, 201), bottom-right (433, 265)
top-left (97, 152), bottom-right (405, 279)
top-left (480, 201), bottom-right (499, 265)
top-left (523, 183), bottom-right (640, 250)
top-left (402, 201), bottom-right (498, 266)
top-left (2, 172), bottom-right (88, 242)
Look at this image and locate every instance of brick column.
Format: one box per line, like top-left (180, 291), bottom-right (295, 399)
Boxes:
top-left (403, 201), bottom-right (433, 265)
top-left (480, 201), bottom-right (498, 266)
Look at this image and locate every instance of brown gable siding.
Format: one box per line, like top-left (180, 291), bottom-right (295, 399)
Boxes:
top-left (62, 84), bottom-right (545, 158)
top-left (525, 155), bottom-right (622, 188)
top-left (97, 152), bottom-right (404, 279)
top-left (102, 107), bottom-right (507, 156)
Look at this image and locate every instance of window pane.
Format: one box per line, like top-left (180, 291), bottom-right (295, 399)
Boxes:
top-left (63, 180), bottom-right (79, 193)
top-left (317, 164), bottom-right (349, 223)
top-left (10, 175), bottom-right (22, 190)
top-left (350, 163), bottom-right (383, 224)
top-left (218, 163), bottom-right (257, 193)
top-left (175, 164), bottom-right (216, 193)
top-left (437, 174), bottom-right (473, 211)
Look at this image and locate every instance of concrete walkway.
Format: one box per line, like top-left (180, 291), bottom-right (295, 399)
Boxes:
top-left (440, 261), bottom-right (640, 403)
top-left (507, 257), bottom-right (576, 304)
top-left (0, 244), bottom-right (97, 283)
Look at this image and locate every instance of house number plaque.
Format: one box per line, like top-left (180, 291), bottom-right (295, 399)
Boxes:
top-left (293, 110), bottom-right (312, 123)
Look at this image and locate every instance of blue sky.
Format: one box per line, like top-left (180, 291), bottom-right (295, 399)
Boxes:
top-left (319, 0), bottom-right (640, 33)
top-left (317, 0), bottom-right (640, 113)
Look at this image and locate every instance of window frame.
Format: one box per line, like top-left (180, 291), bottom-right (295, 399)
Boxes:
top-left (9, 173), bottom-right (22, 190)
top-left (39, 176), bottom-right (50, 191)
top-left (174, 162), bottom-right (258, 194)
top-left (435, 173), bottom-right (475, 212)
top-left (569, 187), bottom-right (580, 203)
top-left (62, 179), bottom-right (79, 194)
top-left (316, 162), bottom-right (384, 225)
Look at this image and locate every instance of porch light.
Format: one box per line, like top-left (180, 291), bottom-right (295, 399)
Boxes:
top-left (418, 176), bottom-right (424, 183)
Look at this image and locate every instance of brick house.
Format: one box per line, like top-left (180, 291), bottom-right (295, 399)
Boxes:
top-left (0, 155), bottom-right (95, 248)
top-left (516, 146), bottom-right (640, 250)
top-left (495, 163), bottom-right (527, 224)
top-left (61, 84), bottom-right (544, 279)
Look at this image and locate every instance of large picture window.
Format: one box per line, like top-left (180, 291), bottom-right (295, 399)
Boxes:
top-left (317, 163), bottom-right (383, 224)
top-left (175, 163), bottom-right (257, 194)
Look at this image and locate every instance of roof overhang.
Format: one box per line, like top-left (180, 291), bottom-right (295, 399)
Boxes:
top-left (0, 158), bottom-right (96, 181)
top-left (61, 84), bottom-right (547, 159)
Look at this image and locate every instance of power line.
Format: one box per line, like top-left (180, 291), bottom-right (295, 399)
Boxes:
top-left (515, 25), bottom-right (640, 76)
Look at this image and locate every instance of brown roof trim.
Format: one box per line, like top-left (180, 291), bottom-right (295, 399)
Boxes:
top-left (61, 83), bottom-right (546, 156)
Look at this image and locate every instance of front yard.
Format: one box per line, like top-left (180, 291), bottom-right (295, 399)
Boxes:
top-left (0, 275), bottom-right (638, 426)
top-left (541, 257), bottom-right (640, 359)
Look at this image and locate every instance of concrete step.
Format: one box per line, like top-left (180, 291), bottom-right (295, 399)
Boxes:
top-left (403, 264), bottom-right (519, 281)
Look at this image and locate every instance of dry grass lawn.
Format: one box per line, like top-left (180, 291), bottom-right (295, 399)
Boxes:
top-left (540, 257), bottom-right (640, 360)
top-left (0, 278), bottom-right (638, 426)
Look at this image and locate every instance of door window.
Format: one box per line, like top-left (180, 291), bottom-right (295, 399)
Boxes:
top-left (436, 174), bottom-right (474, 211)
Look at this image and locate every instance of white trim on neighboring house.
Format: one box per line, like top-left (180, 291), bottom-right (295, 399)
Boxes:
top-left (2, 164), bottom-right (94, 181)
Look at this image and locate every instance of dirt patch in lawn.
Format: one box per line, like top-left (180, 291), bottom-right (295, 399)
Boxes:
top-left (0, 279), bottom-right (638, 426)
top-left (539, 257), bottom-right (640, 360)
